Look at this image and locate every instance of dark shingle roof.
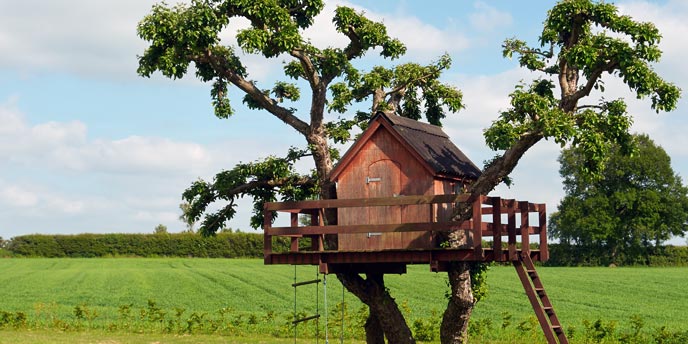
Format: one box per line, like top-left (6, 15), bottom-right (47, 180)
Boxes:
top-left (380, 113), bottom-right (482, 179)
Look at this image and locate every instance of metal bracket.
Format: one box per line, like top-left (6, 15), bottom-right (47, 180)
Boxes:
top-left (366, 176), bottom-right (381, 184)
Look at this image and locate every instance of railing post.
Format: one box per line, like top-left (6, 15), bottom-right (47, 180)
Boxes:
top-left (539, 204), bottom-right (549, 261)
top-left (507, 199), bottom-right (517, 261)
top-left (263, 203), bottom-right (273, 264)
top-left (491, 197), bottom-right (502, 262)
top-left (472, 195), bottom-right (483, 259)
top-left (310, 209), bottom-right (324, 252)
top-left (290, 213), bottom-right (299, 252)
top-left (520, 201), bottom-right (530, 256)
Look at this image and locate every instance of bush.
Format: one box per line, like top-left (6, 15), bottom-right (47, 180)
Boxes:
top-left (6, 232), bottom-right (287, 258)
top-left (546, 244), bottom-right (688, 267)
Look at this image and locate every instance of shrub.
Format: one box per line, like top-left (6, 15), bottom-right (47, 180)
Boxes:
top-left (6, 232), bottom-right (284, 258)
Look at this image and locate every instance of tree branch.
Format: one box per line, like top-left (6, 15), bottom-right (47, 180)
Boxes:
top-left (342, 25), bottom-right (363, 61)
top-left (453, 132), bottom-right (544, 221)
top-left (194, 50), bottom-right (310, 136)
top-left (222, 176), bottom-right (316, 198)
top-left (569, 60), bottom-right (619, 105)
top-left (290, 48), bottom-right (321, 89)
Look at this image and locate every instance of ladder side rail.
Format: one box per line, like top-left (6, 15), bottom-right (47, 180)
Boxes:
top-left (513, 260), bottom-right (558, 344)
top-left (522, 255), bottom-right (568, 344)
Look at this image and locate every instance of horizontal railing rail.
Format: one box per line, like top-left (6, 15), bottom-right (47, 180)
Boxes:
top-left (263, 194), bottom-right (548, 263)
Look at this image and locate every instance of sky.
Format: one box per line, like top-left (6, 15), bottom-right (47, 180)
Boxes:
top-left (0, 0), bottom-right (687, 244)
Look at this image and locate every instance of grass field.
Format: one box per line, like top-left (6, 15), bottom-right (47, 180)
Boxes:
top-left (0, 258), bottom-right (686, 342)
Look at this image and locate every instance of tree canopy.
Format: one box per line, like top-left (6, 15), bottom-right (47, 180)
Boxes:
top-left (550, 134), bottom-right (688, 265)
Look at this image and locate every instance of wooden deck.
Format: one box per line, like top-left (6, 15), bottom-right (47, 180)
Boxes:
top-left (263, 194), bottom-right (548, 273)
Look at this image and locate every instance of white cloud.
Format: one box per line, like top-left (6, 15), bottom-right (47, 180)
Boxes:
top-left (0, 185), bottom-right (39, 207)
top-left (0, 0), bottom-right (156, 79)
top-left (469, 2), bottom-right (513, 32)
top-left (301, 0), bottom-right (469, 60)
top-left (0, 101), bottom-right (212, 175)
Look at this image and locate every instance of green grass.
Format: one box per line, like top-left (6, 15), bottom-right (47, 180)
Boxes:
top-left (0, 328), bottom-right (350, 344)
top-left (0, 258), bottom-right (686, 341)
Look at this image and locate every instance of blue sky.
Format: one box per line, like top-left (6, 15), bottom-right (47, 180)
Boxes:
top-left (1, 0), bottom-right (686, 244)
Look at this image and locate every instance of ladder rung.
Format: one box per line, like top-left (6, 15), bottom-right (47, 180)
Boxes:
top-left (552, 325), bottom-right (563, 333)
top-left (544, 307), bottom-right (554, 315)
top-left (535, 288), bottom-right (545, 296)
top-left (292, 314), bottom-right (321, 324)
top-left (292, 279), bottom-right (321, 287)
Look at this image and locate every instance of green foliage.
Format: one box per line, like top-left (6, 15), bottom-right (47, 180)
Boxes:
top-left (138, 1), bottom-right (463, 237)
top-left (469, 262), bottom-right (490, 303)
top-left (181, 147), bottom-right (317, 235)
top-left (2, 261), bottom-right (688, 341)
top-left (487, 0), bottom-right (680, 180)
top-left (5, 232), bottom-right (292, 258)
top-left (550, 134), bottom-right (688, 265)
top-left (328, 53), bottom-right (463, 127)
top-left (154, 224), bottom-right (169, 234)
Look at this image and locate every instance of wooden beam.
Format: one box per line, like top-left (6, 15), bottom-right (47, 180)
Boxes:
top-left (539, 203), bottom-right (549, 262)
top-left (265, 193), bottom-right (471, 211)
top-left (520, 201), bottom-right (530, 254)
top-left (263, 204), bottom-right (273, 264)
top-left (268, 221), bottom-right (471, 236)
top-left (472, 195), bottom-right (483, 259)
top-left (506, 199), bottom-right (517, 261)
top-left (491, 197), bottom-right (502, 261)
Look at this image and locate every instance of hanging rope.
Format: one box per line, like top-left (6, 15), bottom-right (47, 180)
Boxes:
top-left (341, 278), bottom-right (345, 344)
top-left (293, 266), bottom-right (297, 344)
top-left (315, 268), bottom-right (320, 344)
top-left (324, 274), bottom-right (328, 344)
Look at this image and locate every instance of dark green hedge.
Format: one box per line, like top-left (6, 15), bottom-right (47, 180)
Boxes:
top-left (546, 243), bottom-right (688, 267)
top-left (7, 232), bottom-right (291, 258)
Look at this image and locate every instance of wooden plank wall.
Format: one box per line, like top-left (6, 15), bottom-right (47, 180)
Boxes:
top-left (337, 128), bottom-right (433, 250)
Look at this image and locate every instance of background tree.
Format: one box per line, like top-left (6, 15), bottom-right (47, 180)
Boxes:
top-left (137, 0), bottom-right (680, 343)
top-left (179, 202), bottom-right (197, 233)
top-left (154, 224), bottom-right (169, 235)
top-left (549, 134), bottom-right (688, 265)
top-left (444, 0), bottom-right (680, 342)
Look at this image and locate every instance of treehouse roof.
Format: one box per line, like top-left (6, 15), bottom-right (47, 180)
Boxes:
top-left (330, 112), bottom-right (482, 181)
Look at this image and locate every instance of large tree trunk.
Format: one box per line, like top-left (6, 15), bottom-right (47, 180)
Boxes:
top-left (365, 311), bottom-right (386, 344)
top-left (440, 262), bottom-right (475, 344)
top-left (338, 272), bottom-right (416, 344)
top-left (439, 133), bottom-right (543, 342)
top-left (310, 132), bottom-right (415, 343)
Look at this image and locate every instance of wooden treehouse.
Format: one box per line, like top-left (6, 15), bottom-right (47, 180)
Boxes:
top-left (263, 113), bottom-right (568, 343)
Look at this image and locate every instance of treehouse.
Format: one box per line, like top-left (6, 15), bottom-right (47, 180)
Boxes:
top-left (263, 112), bottom-right (567, 343)
top-left (329, 112), bottom-right (482, 251)
top-left (263, 112), bottom-right (551, 271)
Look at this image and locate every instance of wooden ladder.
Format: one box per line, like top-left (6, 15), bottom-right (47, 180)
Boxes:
top-left (513, 253), bottom-right (569, 344)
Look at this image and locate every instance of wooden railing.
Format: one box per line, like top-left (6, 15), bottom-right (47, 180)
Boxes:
top-left (263, 194), bottom-right (548, 263)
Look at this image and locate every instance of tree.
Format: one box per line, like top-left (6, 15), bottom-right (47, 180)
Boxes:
top-left (549, 134), bottom-right (688, 265)
top-left (137, 1), bottom-right (461, 343)
top-left (444, 0), bottom-right (679, 342)
top-left (137, 0), bottom-right (680, 343)
top-left (179, 202), bottom-right (197, 233)
top-left (154, 224), bottom-right (168, 235)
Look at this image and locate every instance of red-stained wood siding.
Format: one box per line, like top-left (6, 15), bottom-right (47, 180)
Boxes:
top-left (337, 127), bottom-right (434, 250)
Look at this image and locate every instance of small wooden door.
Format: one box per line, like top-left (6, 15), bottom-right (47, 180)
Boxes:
top-left (366, 159), bottom-right (402, 250)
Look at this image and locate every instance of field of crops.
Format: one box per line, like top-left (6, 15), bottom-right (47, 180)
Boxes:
top-left (0, 258), bottom-right (686, 343)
